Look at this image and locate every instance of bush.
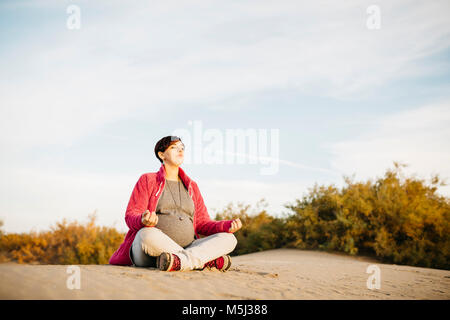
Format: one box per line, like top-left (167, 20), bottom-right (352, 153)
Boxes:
top-left (1, 162), bottom-right (448, 270)
top-left (284, 162), bottom-right (450, 269)
top-left (0, 212), bottom-right (125, 264)
top-left (214, 199), bottom-right (290, 256)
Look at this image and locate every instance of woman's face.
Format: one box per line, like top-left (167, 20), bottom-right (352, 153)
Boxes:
top-left (160, 141), bottom-right (185, 166)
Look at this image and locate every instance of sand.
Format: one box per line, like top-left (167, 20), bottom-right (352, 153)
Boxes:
top-left (0, 249), bottom-right (448, 300)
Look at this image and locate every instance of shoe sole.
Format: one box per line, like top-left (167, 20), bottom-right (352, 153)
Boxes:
top-left (222, 255), bottom-right (232, 272)
top-left (157, 252), bottom-right (173, 271)
top-left (201, 255), bottom-right (232, 272)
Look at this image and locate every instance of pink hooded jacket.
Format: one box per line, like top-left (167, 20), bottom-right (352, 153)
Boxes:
top-left (109, 164), bottom-right (234, 265)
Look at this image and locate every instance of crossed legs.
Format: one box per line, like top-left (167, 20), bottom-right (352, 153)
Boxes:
top-left (130, 227), bottom-right (237, 271)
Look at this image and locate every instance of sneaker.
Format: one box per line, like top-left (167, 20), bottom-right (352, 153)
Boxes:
top-left (203, 255), bottom-right (232, 272)
top-left (157, 252), bottom-right (181, 271)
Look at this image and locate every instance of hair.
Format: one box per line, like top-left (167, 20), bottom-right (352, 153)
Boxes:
top-left (154, 135), bottom-right (184, 163)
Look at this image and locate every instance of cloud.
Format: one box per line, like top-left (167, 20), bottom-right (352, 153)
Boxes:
top-left (212, 150), bottom-right (338, 176)
top-left (1, 0), bottom-right (450, 233)
top-left (1, 0), bottom-right (450, 150)
top-left (0, 166), bottom-right (137, 233)
top-left (0, 164), bottom-right (313, 233)
top-left (197, 178), bottom-right (311, 218)
top-left (329, 101), bottom-right (450, 196)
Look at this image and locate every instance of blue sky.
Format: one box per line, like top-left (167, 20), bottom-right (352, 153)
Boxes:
top-left (1, 0), bottom-right (449, 233)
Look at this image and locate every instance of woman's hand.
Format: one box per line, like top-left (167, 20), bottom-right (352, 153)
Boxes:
top-left (141, 210), bottom-right (158, 227)
top-left (228, 218), bottom-right (242, 233)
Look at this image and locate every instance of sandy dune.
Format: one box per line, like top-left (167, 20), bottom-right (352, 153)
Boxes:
top-left (0, 249), bottom-right (448, 300)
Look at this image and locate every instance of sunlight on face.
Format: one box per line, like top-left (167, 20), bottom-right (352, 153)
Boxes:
top-left (164, 141), bottom-right (185, 165)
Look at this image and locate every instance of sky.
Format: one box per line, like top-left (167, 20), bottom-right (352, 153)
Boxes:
top-left (1, 0), bottom-right (449, 234)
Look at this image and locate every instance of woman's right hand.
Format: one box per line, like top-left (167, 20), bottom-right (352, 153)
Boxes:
top-left (141, 210), bottom-right (158, 227)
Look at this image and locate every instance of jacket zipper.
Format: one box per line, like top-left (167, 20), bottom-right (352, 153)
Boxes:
top-left (154, 181), bottom-right (164, 210)
top-left (188, 182), bottom-right (199, 239)
top-left (155, 181), bottom-right (163, 197)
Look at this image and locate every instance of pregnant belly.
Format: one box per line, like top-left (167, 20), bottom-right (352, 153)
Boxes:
top-left (155, 213), bottom-right (195, 248)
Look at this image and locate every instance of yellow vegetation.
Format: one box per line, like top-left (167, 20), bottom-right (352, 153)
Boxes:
top-left (1, 163), bottom-right (448, 269)
top-left (215, 163), bottom-right (450, 270)
top-left (0, 213), bottom-right (125, 264)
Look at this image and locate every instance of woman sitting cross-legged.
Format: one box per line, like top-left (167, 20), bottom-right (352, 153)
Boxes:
top-left (109, 135), bottom-right (242, 272)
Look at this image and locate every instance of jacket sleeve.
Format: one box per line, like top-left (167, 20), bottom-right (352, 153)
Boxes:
top-left (192, 181), bottom-right (234, 236)
top-left (124, 174), bottom-right (149, 232)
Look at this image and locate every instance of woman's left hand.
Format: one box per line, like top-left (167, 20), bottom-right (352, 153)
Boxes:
top-left (228, 218), bottom-right (242, 233)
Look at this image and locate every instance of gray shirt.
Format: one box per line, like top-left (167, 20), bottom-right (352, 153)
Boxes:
top-left (155, 179), bottom-right (196, 248)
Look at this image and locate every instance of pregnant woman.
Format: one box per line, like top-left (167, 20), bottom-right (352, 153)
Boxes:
top-left (109, 135), bottom-right (242, 272)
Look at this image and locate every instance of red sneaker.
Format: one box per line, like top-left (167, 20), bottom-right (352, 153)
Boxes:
top-left (203, 255), bottom-right (232, 272)
top-left (157, 252), bottom-right (181, 271)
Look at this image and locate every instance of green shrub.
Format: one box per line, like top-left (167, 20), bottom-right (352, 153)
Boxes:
top-left (214, 199), bottom-right (289, 256)
top-left (284, 162), bottom-right (450, 269)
